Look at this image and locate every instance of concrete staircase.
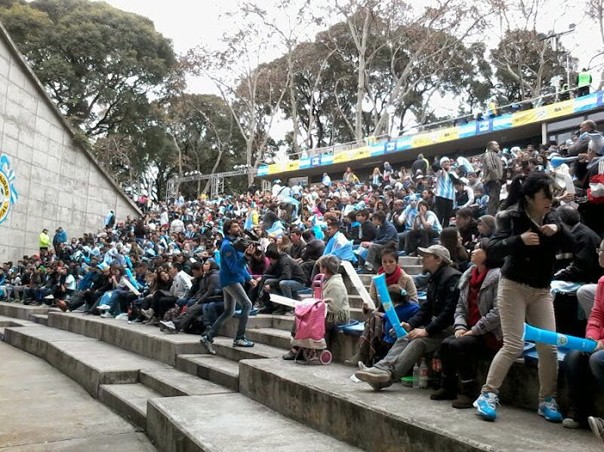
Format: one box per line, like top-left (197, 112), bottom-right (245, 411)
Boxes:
top-left (0, 254), bottom-right (601, 451)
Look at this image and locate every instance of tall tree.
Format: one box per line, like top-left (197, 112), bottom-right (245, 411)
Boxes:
top-left (185, 25), bottom-right (289, 185)
top-left (0, 0), bottom-right (177, 136)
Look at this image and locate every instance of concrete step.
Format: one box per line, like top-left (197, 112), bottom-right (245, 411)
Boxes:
top-left (99, 383), bottom-right (163, 431)
top-left (212, 337), bottom-right (285, 361)
top-left (0, 301), bottom-right (52, 320)
top-left (139, 368), bottom-right (232, 397)
top-left (146, 392), bottom-right (361, 452)
top-left (245, 327), bottom-right (292, 350)
top-left (3, 324), bottom-right (168, 396)
top-left (176, 354), bottom-right (240, 392)
top-left (47, 312), bottom-right (274, 366)
top-left (30, 313), bottom-right (48, 325)
top-left (240, 359), bottom-right (601, 452)
top-left (399, 256), bottom-right (422, 266)
top-left (403, 264), bottom-right (423, 275)
top-left (0, 314), bottom-right (35, 327)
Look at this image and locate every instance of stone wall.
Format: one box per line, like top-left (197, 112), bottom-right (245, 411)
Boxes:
top-left (0, 25), bottom-right (140, 262)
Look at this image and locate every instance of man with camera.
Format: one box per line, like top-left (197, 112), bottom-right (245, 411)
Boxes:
top-left (200, 219), bottom-right (256, 354)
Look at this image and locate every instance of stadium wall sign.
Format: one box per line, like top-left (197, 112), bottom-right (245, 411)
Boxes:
top-left (0, 153), bottom-right (18, 225)
top-left (257, 91), bottom-right (604, 177)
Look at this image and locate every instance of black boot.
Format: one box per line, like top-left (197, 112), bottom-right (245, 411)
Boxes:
top-left (430, 374), bottom-right (456, 400)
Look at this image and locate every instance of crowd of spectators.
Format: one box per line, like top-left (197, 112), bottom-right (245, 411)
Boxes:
top-left (1, 116), bottom-right (604, 441)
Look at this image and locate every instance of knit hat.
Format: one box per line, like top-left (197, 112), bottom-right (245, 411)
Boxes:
top-left (440, 156), bottom-right (450, 166)
top-left (477, 215), bottom-right (496, 233)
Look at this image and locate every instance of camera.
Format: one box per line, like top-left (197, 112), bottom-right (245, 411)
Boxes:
top-left (232, 230), bottom-right (261, 252)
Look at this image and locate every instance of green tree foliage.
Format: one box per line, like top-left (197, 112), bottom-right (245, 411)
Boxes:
top-left (0, 0), bottom-right (177, 137)
top-left (491, 28), bottom-right (574, 101)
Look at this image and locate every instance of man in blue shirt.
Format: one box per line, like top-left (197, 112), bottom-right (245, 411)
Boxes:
top-left (361, 211), bottom-right (399, 273)
top-left (200, 219), bottom-right (256, 354)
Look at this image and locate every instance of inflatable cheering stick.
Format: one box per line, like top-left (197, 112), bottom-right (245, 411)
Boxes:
top-left (523, 323), bottom-right (597, 353)
top-left (373, 273), bottom-right (407, 339)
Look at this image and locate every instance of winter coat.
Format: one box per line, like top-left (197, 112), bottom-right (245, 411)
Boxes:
top-left (586, 276), bottom-right (604, 340)
top-left (219, 235), bottom-right (252, 287)
top-left (322, 273), bottom-right (350, 324)
top-left (487, 203), bottom-right (574, 289)
top-left (454, 267), bottom-right (502, 340)
top-left (408, 264), bottom-right (461, 336)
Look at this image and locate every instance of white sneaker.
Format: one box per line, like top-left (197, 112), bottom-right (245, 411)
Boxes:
top-left (98, 304), bottom-right (111, 311)
top-left (160, 320), bottom-right (176, 331)
top-left (115, 313), bottom-right (128, 320)
top-left (101, 312), bottom-right (113, 318)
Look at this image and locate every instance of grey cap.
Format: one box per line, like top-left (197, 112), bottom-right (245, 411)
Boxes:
top-left (417, 245), bottom-right (452, 264)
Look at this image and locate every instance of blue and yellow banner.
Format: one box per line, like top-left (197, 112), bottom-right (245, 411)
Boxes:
top-left (260, 91), bottom-right (604, 176)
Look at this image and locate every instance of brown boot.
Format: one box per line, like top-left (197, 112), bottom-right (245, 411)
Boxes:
top-left (451, 393), bottom-right (474, 409)
top-left (452, 379), bottom-right (477, 409)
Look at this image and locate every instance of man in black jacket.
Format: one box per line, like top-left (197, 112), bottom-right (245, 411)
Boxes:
top-left (355, 245), bottom-right (461, 390)
top-left (352, 210), bottom-right (377, 245)
top-left (360, 210), bottom-right (399, 272)
top-left (264, 245), bottom-right (307, 299)
top-left (300, 229), bottom-right (325, 284)
top-left (554, 206), bottom-right (602, 283)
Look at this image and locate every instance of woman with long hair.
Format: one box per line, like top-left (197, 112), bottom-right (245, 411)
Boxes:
top-left (474, 172), bottom-right (573, 422)
top-left (439, 227), bottom-right (470, 272)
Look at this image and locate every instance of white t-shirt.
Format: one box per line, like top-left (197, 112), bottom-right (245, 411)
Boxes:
top-left (65, 274), bottom-right (76, 291)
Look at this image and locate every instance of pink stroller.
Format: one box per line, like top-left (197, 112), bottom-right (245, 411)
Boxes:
top-left (291, 274), bottom-right (332, 365)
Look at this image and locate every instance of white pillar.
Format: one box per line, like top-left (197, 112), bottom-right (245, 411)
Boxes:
top-left (541, 122), bottom-right (548, 144)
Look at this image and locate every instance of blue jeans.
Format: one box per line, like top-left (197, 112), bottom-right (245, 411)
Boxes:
top-left (565, 349), bottom-right (604, 415)
top-left (202, 301), bottom-right (225, 330)
top-left (205, 283), bottom-right (251, 341)
top-left (278, 280), bottom-right (304, 300)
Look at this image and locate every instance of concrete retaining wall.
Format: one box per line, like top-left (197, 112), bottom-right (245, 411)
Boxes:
top-left (0, 24), bottom-right (139, 262)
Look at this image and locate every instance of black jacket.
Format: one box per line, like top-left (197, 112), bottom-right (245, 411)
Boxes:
top-left (266, 253), bottom-right (307, 284)
top-left (301, 239), bottom-right (325, 261)
top-left (408, 264), bottom-right (461, 336)
top-left (555, 223), bottom-right (603, 283)
top-left (487, 203), bottom-right (574, 288)
top-left (196, 269), bottom-right (222, 304)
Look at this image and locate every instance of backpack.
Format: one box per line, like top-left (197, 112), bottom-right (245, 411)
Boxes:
top-left (587, 160), bottom-right (604, 205)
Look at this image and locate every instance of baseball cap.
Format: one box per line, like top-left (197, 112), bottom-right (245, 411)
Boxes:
top-left (417, 245), bottom-right (452, 264)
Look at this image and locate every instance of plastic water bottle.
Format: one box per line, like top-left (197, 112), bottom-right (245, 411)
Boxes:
top-left (419, 358), bottom-right (429, 389)
top-left (412, 362), bottom-right (420, 389)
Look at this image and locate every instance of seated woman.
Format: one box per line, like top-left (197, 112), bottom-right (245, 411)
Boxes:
top-left (563, 239), bottom-right (604, 438)
top-left (347, 246), bottom-right (418, 366)
top-left (430, 239), bottom-right (502, 408)
top-left (283, 254), bottom-right (350, 360)
top-left (439, 227), bottom-right (470, 272)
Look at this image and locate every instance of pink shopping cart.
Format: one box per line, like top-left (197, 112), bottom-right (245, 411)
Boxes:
top-left (291, 274), bottom-right (332, 365)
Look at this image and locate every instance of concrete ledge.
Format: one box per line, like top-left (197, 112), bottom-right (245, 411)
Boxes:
top-left (146, 393), bottom-right (360, 452)
top-left (4, 325), bottom-right (168, 396)
top-left (0, 301), bottom-right (52, 320)
top-left (99, 383), bottom-right (162, 431)
top-left (176, 354), bottom-right (240, 392)
top-left (239, 359), bottom-right (602, 452)
top-left (139, 368), bottom-right (232, 397)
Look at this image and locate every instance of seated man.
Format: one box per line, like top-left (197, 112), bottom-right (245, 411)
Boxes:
top-left (396, 196), bottom-right (418, 251)
top-left (455, 207), bottom-right (479, 254)
top-left (259, 244), bottom-right (307, 313)
top-left (354, 245), bottom-right (461, 390)
top-left (554, 206), bottom-right (602, 284)
top-left (360, 210), bottom-right (398, 273)
top-left (404, 200), bottom-right (442, 255)
top-left (299, 229), bottom-right (325, 285)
